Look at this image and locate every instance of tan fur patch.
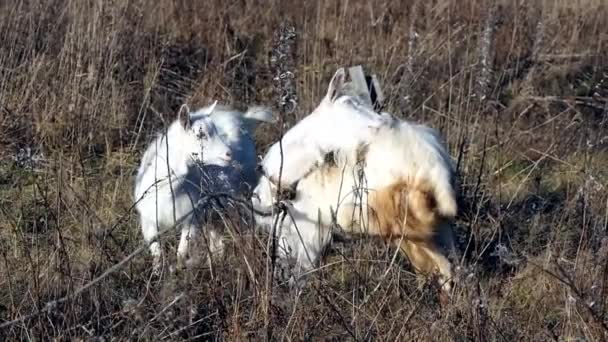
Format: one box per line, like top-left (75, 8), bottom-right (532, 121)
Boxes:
top-left (364, 179), bottom-right (456, 289)
top-left (396, 240), bottom-right (438, 275)
top-left (366, 179), bottom-right (448, 242)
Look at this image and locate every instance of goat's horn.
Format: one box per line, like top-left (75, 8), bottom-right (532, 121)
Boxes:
top-left (208, 100), bottom-right (218, 114)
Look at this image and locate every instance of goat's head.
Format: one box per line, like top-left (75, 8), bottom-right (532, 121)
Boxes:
top-left (321, 68), bottom-right (393, 130)
top-left (250, 174), bottom-right (279, 228)
top-left (177, 101), bottom-right (233, 166)
top-left (250, 166), bottom-right (295, 214)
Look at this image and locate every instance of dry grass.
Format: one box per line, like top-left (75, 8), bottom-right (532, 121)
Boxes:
top-left (1, 0), bottom-right (608, 340)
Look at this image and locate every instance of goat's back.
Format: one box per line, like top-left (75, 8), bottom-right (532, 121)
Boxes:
top-left (292, 119), bottom-right (457, 235)
top-left (364, 120), bottom-right (457, 217)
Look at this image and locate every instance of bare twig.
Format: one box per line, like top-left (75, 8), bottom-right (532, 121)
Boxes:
top-left (263, 20), bottom-right (298, 341)
top-left (476, 1), bottom-right (497, 102)
top-left (528, 258), bottom-right (608, 333)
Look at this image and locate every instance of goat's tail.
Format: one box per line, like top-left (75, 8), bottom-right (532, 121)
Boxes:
top-left (367, 179), bottom-right (457, 242)
top-left (431, 178), bottom-right (458, 219)
top-left (244, 106), bottom-right (275, 123)
top-left (241, 106), bottom-right (276, 135)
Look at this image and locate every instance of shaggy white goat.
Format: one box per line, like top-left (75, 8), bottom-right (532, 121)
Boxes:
top-left (134, 102), bottom-right (274, 271)
top-left (252, 70), bottom-right (458, 294)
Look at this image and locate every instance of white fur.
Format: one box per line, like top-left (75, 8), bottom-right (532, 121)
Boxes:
top-left (260, 68), bottom-right (393, 188)
top-left (134, 103), bottom-right (274, 271)
top-left (252, 71), bottom-right (456, 289)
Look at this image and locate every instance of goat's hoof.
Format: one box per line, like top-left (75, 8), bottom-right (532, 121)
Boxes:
top-left (169, 264), bottom-right (185, 274)
top-left (151, 258), bottom-right (162, 276)
top-left (438, 280), bottom-right (454, 307)
top-left (173, 256), bottom-right (187, 273)
top-left (441, 276), bottom-right (454, 293)
top-left (273, 259), bottom-right (293, 285)
top-left (288, 275), bottom-right (306, 294)
top-left (178, 255), bottom-right (204, 270)
top-left (439, 289), bottom-right (451, 307)
top-left (184, 256), bottom-right (198, 268)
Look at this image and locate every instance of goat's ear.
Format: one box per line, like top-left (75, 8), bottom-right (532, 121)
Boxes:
top-left (178, 106), bottom-right (192, 130)
top-left (326, 68), bottom-right (346, 102)
top-left (255, 163), bottom-right (264, 174)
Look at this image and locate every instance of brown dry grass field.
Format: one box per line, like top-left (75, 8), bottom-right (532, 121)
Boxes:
top-left (1, 0), bottom-right (608, 340)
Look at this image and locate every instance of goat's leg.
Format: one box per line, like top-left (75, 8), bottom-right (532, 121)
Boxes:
top-left (207, 229), bottom-right (225, 256)
top-left (203, 229), bottom-right (225, 269)
top-left (141, 220), bottom-right (162, 274)
top-left (177, 223), bottom-right (198, 269)
top-left (278, 217), bottom-right (329, 290)
top-left (396, 240), bottom-right (454, 295)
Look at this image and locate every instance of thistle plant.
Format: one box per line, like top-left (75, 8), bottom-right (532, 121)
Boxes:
top-left (477, 2), bottom-right (497, 102)
top-left (270, 21), bottom-right (298, 122)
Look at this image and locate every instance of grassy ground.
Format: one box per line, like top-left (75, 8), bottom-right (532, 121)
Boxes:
top-left (1, 0), bottom-right (607, 340)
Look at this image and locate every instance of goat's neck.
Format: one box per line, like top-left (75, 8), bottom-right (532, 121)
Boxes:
top-left (263, 100), bottom-right (383, 187)
top-left (159, 123), bottom-right (194, 178)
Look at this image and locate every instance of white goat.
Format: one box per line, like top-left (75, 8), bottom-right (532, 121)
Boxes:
top-left (252, 69), bottom-right (458, 294)
top-left (134, 102), bottom-right (274, 271)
